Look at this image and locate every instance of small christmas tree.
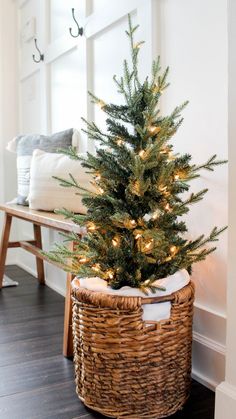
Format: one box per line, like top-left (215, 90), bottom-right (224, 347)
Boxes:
top-left (49, 16), bottom-right (226, 292)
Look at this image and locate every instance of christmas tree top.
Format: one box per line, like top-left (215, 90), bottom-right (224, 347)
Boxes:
top-left (48, 15), bottom-right (227, 292)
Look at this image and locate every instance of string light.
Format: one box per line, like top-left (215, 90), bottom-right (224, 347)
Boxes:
top-left (124, 219), bottom-right (137, 229)
top-left (148, 125), bottom-right (161, 135)
top-left (107, 270), bottom-right (114, 279)
top-left (144, 239), bottom-right (154, 251)
top-left (139, 150), bottom-right (146, 159)
top-left (152, 210), bottom-right (160, 220)
top-left (152, 84), bottom-right (160, 94)
top-left (167, 152), bottom-right (175, 162)
top-left (95, 173), bottom-right (101, 181)
top-left (135, 233), bottom-right (142, 239)
top-left (79, 257), bottom-right (88, 263)
top-left (170, 245), bottom-right (177, 254)
top-left (159, 185), bottom-right (167, 193)
top-left (92, 263), bottom-right (101, 272)
top-left (159, 185), bottom-right (170, 197)
top-left (116, 137), bottom-right (124, 146)
top-left (165, 203), bottom-right (171, 212)
top-left (133, 180), bottom-right (141, 195)
top-left (174, 174), bottom-right (180, 180)
top-left (97, 100), bottom-right (106, 110)
top-left (87, 222), bottom-right (96, 231)
top-left (112, 237), bottom-right (119, 247)
top-left (98, 187), bottom-right (104, 194)
top-left (160, 147), bottom-right (169, 155)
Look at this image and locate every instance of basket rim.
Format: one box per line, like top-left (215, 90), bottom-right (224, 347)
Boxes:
top-left (71, 278), bottom-right (194, 305)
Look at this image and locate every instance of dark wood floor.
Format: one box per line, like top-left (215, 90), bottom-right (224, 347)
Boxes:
top-left (0, 265), bottom-right (215, 419)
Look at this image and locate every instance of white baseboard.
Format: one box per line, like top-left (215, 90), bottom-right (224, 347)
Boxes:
top-left (192, 331), bottom-right (226, 391)
top-left (16, 259), bottom-right (37, 278)
top-left (192, 333), bottom-right (226, 391)
top-left (16, 260), bottom-right (66, 297)
top-left (192, 369), bottom-right (218, 391)
top-left (215, 381), bottom-right (236, 419)
top-left (44, 278), bottom-right (65, 297)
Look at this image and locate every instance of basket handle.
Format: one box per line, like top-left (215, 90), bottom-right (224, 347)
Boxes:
top-left (141, 283), bottom-right (194, 305)
top-left (141, 293), bottom-right (175, 305)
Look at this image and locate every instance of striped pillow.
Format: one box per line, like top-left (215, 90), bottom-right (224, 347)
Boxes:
top-left (6, 129), bottom-right (79, 206)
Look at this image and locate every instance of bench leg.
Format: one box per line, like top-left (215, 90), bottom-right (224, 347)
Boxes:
top-left (33, 224), bottom-right (45, 285)
top-left (63, 241), bottom-right (75, 358)
top-left (63, 271), bottom-right (75, 357)
top-left (0, 214), bottom-right (12, 289)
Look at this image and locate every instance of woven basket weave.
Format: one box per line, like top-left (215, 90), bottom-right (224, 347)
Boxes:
top-left (71, 279), bottom-right (195, 419)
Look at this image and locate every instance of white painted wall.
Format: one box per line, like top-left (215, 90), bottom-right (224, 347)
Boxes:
top-left (0, 0), bottom-right (19, 262)
top-left (158, 0), bottom-right (228, 389)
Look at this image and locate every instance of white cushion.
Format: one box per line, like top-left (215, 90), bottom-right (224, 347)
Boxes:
top-left (6, 128), bottom-right (79, 206)
top-left (28, 149), bottom-right (94, 213)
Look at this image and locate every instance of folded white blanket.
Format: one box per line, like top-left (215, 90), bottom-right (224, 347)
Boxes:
top-left (79, 269), bottom-right (190, 322)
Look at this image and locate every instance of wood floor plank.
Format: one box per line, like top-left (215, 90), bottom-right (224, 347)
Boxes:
top-left (0, 292), bottom-right (63, 311)
top-left (0, 315), bottom-right (64, 344)
top-left (0, 355), bottom-right (74, 397)
top-left (0, 333), bottom-right (63, 367)
top-left (0, 381), bottom-right (87, 419)
top-left (0, 265), bottom-right (215, 419)
top-left (0, 301), bottom-right (64, 325)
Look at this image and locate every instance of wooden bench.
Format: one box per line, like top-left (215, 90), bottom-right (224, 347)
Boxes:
top-left (0, 203), bottom-right (82, 358)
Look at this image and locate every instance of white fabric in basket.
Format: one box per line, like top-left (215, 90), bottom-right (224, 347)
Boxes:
top-left (79, 269), bottom-right (190, 322)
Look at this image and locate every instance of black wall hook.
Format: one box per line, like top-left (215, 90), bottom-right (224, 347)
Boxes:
top-left (32, 38), bottom-right (44, 63)
top-left (69, 8), bottom-right (83, 37)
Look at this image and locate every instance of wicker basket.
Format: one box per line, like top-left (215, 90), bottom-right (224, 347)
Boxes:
top-left (71, 279), bottom-right (195, 419)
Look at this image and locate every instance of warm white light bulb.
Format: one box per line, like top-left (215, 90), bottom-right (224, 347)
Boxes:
top-left (152, 211), bottom-right (159, 220)
top-left (148, 125), bottom-right (161, 135)
top-left (165, 203), bottom-right (171, 211)
top-left (145, 240), bottom-right (153, 250)
top-left (139, 150), bottom-right (146, 158)
top-left (117, 139), bottom-right (124, 146)
top-left (170, 245), bottom-right (177, 254)
top-left (159, 185), bottom-right (167, 192)
top-left (97, 100), bottom-right (106, 110)
top-left (92, 264), bottom-right (100, 272)
top-left (107, 270), bottom-right (114, 279)
top-left (87, 222), bottom-right (96, 231)
top-left (112, 238), bottom-right (119, 247)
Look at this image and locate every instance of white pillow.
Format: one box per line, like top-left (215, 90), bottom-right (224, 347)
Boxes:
top-left (6, 128), bottom-right (79, 206)
top-left (28, 149), bottom-right (94, 213)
